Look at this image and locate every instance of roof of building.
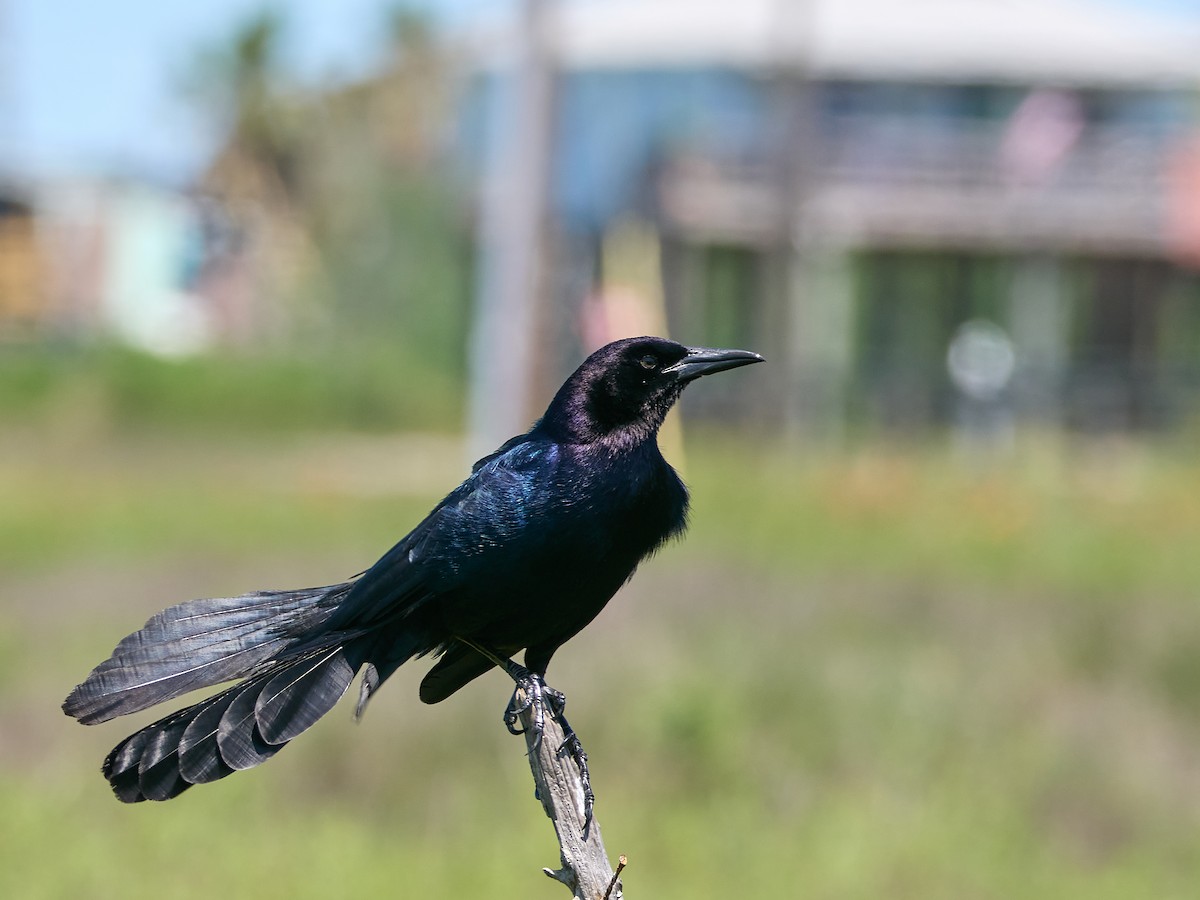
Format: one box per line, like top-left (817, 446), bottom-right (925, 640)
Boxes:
top-left (473, 0), bottom-right (1200, 88)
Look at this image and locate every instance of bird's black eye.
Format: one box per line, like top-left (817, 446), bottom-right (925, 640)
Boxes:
top-left (638, 354), bottom-right (658, 370)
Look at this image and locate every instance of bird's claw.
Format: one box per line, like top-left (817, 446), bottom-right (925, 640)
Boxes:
top-left (559, 726), bottom-right (594, 829)
top-left (503, 668), bottom-right (563, 739)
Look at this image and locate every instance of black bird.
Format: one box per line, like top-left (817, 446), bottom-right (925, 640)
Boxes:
top-left (63, 336), bottom-right (763, 811)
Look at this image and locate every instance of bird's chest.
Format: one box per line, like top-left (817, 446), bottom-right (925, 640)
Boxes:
top-left (439, 451), bottom-right (686, 636)
top-left (553, 451), bottom-right (687, 559)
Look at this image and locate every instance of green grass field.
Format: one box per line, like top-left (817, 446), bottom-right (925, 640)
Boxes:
top-left (3, 426), bottom-right (1200, 899)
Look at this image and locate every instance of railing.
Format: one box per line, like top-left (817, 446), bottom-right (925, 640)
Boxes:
top-left (659, 117), bottom-right (1184, 253)
top-left (816, 117), bottom-right (1165, 189)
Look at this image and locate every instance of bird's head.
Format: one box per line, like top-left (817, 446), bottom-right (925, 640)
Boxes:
top-left (541, 336), bottom-right (764, 446)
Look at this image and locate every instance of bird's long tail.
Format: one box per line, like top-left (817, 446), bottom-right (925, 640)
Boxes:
top-left (100, 642), bottom-right (364, 802)
top-left (64, 583), bottom-right (355, 724)
top-left (62, 582), bottom-right (402, 802)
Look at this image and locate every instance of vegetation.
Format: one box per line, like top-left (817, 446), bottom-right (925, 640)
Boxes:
top-left (3, 420), bottom-right (1199, 898)
top-left (0, 343), bottom-right (464, 435)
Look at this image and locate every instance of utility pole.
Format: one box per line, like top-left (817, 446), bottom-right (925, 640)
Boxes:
top-left (467, 0), bottom-right (556, 460)
top-left (765, 0), bottom-right (816, 438)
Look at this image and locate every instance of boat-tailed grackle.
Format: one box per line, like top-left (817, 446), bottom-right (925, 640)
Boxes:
top-left (63, 336), bottom-right (763, 819)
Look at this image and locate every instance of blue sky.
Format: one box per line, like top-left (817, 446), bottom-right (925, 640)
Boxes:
top-left (4, 0), bottom-right (509, 182)
top-left (5, 0), bottom-right (1197, 184)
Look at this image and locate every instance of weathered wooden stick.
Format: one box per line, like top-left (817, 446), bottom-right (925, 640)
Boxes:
top-left (516, 689), bottom-right (624, 899)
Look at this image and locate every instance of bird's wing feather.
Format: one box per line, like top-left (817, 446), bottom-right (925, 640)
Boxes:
top-left (326, 437), bottom-right (562, 631)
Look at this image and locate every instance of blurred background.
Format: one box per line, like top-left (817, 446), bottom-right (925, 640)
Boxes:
top-left (4, 0), bottom-right (1200, 897)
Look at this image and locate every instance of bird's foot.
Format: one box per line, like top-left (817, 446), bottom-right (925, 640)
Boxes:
top-left (503, 666), bottom-right (565, 738)
top-left (503, 666), bottom-right (595, 830)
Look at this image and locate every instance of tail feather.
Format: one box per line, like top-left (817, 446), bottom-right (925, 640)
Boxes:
top-left (63, 583), bottom-right (353, 725)
top-left (98, 645), bottom-right (363, 802)
top-left (104, 701), bottom-right (210, 803)
top-left (104, 728), bottom-right (155, 803)
top-left (353, 629), bottom-right (428, 719)
top-left (257, 647), bottom-right (356, 744)
top-left (137, 716), bottom-right (193, 802)
top-left (178, 692), bottom-right (239, 784)
top-left (215, 675), bottom-right (286, 772)
top-left (66, 580), bottom-right (443, 802)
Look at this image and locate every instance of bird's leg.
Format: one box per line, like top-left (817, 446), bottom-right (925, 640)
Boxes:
top-left (449, 637), bottom-right (544, 736)
top-left (455, 637), bottom-right (595, 827)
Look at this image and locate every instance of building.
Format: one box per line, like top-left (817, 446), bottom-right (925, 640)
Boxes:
top-left (29, 177), bottom-right (218, 354)
top-left (0, 182), bottom-right (43, 335)
top-left (468, 0), bottom-right (1200, 440)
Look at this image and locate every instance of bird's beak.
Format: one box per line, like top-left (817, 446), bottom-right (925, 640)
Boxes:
top-left (663, 346), bottom-right (765, 382)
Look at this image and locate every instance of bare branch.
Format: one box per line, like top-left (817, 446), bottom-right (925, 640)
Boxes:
top-left (603, 855), bottom-right (628, 900)
top-left (515, 690), bottom-right (624, 899)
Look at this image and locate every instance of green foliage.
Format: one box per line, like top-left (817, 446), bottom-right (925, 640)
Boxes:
top-left (687, 434), bottom-right (1200, 596)
top-left (178, 6), bottom-right (295, 157)
top-left (303, 173), bottom-right (474, 364)
top-left (174, 0), bottom-right (471, 380)
top-left (0, 342), bottom-right (463, 435)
